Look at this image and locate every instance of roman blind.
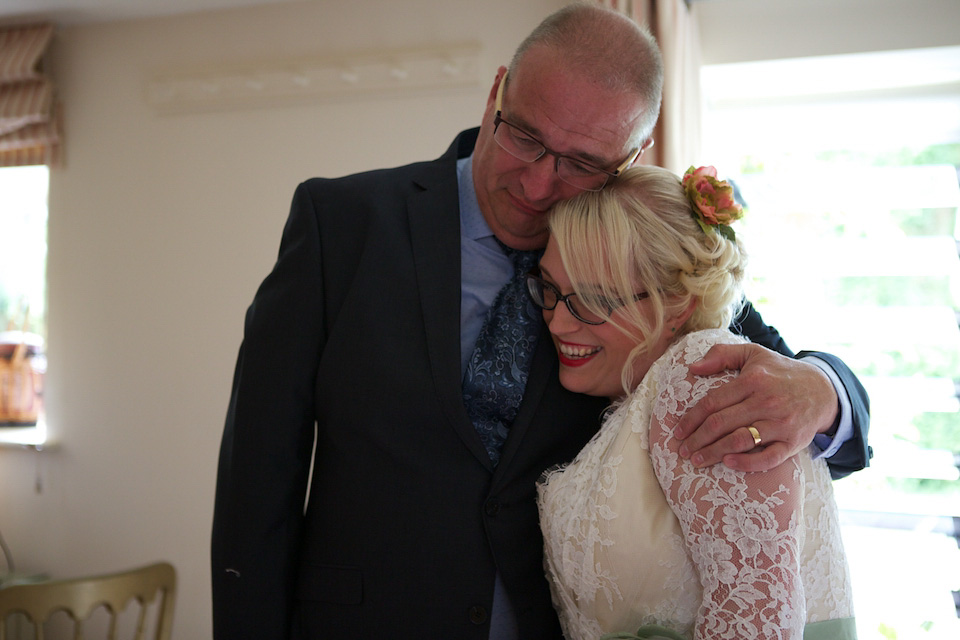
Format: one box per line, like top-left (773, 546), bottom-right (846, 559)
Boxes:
top-left (0, 23), bottom-right (59, 167)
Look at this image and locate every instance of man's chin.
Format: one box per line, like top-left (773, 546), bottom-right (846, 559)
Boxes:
top-left (495, 229), bottom-right (549, 252)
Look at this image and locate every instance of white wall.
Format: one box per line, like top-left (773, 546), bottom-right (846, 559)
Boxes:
top-left (1, 0), bottom-right (957, 638)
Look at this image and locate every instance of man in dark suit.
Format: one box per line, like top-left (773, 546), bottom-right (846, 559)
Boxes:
top-left (211, 5), bottom-right (869, 639)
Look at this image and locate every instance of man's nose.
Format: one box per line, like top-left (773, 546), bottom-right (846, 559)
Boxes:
top-left (519, 154), bottom-right (563, 203)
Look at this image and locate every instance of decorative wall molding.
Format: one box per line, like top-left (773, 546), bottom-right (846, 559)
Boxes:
top-left (145, 42), bottom-right (482, 115)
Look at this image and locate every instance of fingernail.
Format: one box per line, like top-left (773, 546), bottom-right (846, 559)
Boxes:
top-left (691, 453), bottom-right (704, 466)
top-left (678, 445), bottom-right (689, 458)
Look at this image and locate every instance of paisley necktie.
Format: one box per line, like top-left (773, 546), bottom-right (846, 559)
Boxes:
top-left (462, 245), bottom-right (541, 466)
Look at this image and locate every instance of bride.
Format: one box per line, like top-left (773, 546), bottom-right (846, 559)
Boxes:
top-left (530, 165), bottom-right (856, 640)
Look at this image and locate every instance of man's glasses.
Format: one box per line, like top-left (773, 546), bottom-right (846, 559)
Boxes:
top-left (493, 70), bottom-right (641, 192)
top-left (525, 273), bottom-right (649, 325)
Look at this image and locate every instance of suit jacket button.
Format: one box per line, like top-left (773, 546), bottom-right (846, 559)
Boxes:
top-left (484, 499), bottom-right (501, 517)
top-left (468, 605), bottom-right (488, 624)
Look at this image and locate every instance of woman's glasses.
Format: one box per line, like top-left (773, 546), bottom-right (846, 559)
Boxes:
top-left (525, 273), bottom-right (649, 325)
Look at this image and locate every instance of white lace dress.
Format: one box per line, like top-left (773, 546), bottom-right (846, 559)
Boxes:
top-left (537, 329), bottom-right (855, 640)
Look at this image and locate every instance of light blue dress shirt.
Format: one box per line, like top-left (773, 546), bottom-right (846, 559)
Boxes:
top-left (457, 155), bottom-right (515, 378)
top-left (457, 155), bottom-right (522, 640)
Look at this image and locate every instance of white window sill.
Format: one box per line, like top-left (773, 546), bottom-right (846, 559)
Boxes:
top-left (0, 417), bottom-right (52, 450)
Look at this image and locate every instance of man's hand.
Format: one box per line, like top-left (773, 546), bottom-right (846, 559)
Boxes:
top-left (675, 343), bottom-right (839, 472)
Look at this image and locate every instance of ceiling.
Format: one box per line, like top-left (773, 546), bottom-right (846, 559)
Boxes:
top-left (0, 0), bottom-right (296, 26)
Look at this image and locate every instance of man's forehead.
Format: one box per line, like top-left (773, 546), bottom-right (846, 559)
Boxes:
top-left (506, 59), bottom-right (643, 164)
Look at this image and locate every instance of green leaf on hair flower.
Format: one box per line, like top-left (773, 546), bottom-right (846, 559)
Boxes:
top-left (716, 224), bottom-right (737, 241)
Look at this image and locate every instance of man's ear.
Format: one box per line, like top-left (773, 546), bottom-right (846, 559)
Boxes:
top-left (486, 67), bottom-right (507, 109)
top-left (635, 138), bottom-right (655, 163)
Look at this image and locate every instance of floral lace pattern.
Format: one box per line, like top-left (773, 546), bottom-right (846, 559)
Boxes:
top-left (537, 329), bottom-right (854, 640)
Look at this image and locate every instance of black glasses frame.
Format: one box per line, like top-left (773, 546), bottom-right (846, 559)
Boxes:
top-left (525, 273), bottom-right (649, 326)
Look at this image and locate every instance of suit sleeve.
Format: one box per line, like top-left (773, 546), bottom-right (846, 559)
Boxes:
top-left (730, 300), bottom-right (872, 479)
top-left (211, 182), bottom-right (325, 640)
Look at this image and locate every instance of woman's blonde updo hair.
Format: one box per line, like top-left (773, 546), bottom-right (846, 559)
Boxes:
top-left (548, 165), bottom-right (747, 391)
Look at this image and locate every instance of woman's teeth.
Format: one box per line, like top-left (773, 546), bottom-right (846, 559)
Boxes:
top-left (559, 343), bottom-right (600, 358)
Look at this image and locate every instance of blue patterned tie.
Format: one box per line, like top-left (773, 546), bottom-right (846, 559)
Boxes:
top-left (462, 245), bottom-right (542, 466)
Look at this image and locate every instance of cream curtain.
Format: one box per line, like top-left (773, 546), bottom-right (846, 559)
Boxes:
top-left (595, 0), bottom-right (702, 173)
top-left (0, 23), bottom-right (60, 167)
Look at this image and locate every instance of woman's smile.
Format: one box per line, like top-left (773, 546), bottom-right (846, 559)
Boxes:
top-left (556, 340), bottom-right (602, 367)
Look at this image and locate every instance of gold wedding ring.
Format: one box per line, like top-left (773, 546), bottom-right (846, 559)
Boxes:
top-left (747, 426), bottom-right (762, 447)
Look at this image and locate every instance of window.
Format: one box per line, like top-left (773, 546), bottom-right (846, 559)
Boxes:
top-left (0, 165), bottom-right (48, 446)
top-left (702, 47), bottom-right (960, 638)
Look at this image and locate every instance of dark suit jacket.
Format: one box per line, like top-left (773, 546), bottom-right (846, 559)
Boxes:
top-left (211, 128), bottom-right (870, 640)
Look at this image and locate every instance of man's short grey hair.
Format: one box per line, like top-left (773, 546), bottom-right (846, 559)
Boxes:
top-left (508, 2), bottom-right (664, 144)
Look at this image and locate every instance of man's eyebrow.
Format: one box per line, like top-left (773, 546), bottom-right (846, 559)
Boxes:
top-left (508, 114), bottom-right (612, 169)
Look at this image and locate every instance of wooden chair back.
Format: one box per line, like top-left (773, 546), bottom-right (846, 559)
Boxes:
top-left (0, 561), bottom-right (176, 640)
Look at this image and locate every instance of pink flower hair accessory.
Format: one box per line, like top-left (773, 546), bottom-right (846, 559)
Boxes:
top-left (682, 165), bottom-right (744, 241)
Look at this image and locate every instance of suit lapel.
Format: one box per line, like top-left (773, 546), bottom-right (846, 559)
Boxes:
top-left (408, 132), bottom-right (495, 470)
top-left (406, 128), bottom-right (574, 477)
top-left (494, 322), bottom-right (555, 478)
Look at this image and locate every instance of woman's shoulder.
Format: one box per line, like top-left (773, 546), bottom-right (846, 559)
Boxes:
top-left (675, 327), bottom-right (747, 357)
top-left (652, 328), bottom-right (746, 380)
top-left (623, 329), bottom-right (749, 423)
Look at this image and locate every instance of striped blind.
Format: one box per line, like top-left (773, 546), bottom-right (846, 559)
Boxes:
top-left (0, 23), bottom-right (59, 167)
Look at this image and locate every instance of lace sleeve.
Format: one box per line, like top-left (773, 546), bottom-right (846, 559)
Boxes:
top-left (647, 337), bottom-right (806, 639)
